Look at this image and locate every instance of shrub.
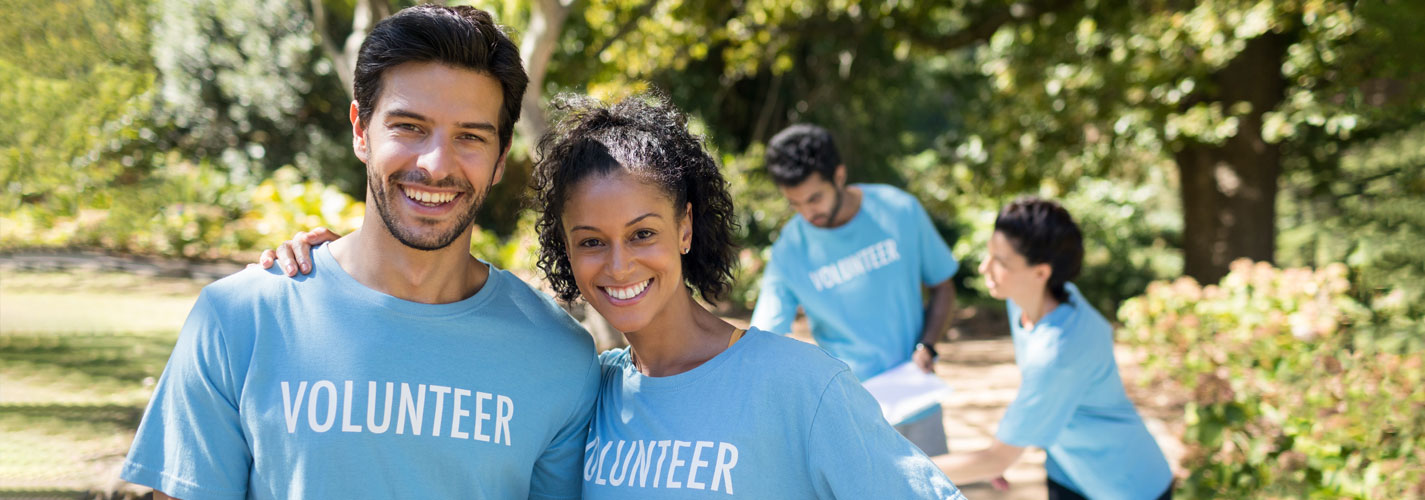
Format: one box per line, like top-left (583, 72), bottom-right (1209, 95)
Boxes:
top-left (1119, 259), bottom-right (1425, 498)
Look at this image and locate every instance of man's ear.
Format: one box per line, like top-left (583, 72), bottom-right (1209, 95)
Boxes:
top-left (833, 164), bottom-right (847, 187)
top-left (492, 142), bottom-right (511, 185)
top-left (350, 101), bottom-right (369, 163)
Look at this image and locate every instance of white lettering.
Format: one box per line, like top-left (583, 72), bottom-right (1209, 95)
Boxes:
top-left (495, 394), bottom-right (514, 446)
top-left (341, 380), bottom-right (362, 433)
top-left (607, 441), bottom-right (629, 486)
top-left (450, 388), bottom-right (471, 439)
top-left (397, 383), bottom-right (426, 435)
top-left (584, 438), bottom-right (600, 481)
top-left (713, 442), bottom-right (739, 493)
top-left (687, 441), bottom-right (713, 490)
top-left (807, 238), bottom-right (902, 291)
top-left (595, 440), bottom-right (614, 485)
top-left (366, 381), bottom-right (393, 434)
top-left (281, 381), bottom-right (307, 434)
top-left (308, 380), bottom-right (337, 432)
top-left (428, 385), bottom-right (451, 437)
top-left (472, 392), bottom-right (492, 442)
top-left (633, 440), bottom-right (655, 487)
top-left (652, 440), bottom-right (671, 488)
top-left (666, 440), bottom-right (690, 488)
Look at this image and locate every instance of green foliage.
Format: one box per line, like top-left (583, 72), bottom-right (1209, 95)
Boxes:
top-left (904, 152), bottom-right (1182, 313)
top-left (0, 0), bottom-right (159, 217)
top-left (1120, 260), bottom-right (1425, 498)
top-left (1280, 123), bottom-right (1425, 322)
top-left (149, 0), bottom-right (355, 192)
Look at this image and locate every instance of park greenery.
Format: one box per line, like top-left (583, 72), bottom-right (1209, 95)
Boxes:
top-left (2, 0), bottom-right (1422, 497)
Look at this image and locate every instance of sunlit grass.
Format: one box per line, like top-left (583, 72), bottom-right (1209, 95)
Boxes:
top-left (0, 268), bottom-right (202, 497)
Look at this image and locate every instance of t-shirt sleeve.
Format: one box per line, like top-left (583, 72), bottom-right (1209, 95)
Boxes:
top-left (121, 291), bottom-right (252, 500)
top-left (528, 353), bottom-right (600, 500)
top-left (806, 370), bottom-right (967, 499)
top-left (995, 326), bottom-right (1092, 447)
top-left (910, 198), bottom-right (957, 285)
top-left (749, 257), bottom-right (799, 335)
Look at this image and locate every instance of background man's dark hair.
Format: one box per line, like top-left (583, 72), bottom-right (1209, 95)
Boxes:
top-left (994, 197), bottom-right (1084, 305)
top-left (530, 91), bottom-right (739, 303)
top-left (353, 4), bottom-right (528, 153)
top-left (764, 124), bottom-right (842, 187)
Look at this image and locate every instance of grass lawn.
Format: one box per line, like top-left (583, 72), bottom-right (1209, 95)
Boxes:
top-left (1, 268), bottom-right (208, 498)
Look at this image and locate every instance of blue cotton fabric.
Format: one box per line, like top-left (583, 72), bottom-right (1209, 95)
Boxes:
top-left (581, 328), bottom-right (966, 499)
top-left (996, 283), bottom-right (1173, 500)
top-left (750, 184), bottom-right (958, 382)
top-left (122, 244), bottom-right (601, 500)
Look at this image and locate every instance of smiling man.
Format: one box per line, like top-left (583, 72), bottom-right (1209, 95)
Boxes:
top-left (750, 124), bottom-right (959, 456)
top-left (120, 5), bottom-right (599, 499)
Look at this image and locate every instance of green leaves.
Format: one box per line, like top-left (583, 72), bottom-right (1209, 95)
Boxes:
top-left (1120, 261), bottom-right (1425, 498)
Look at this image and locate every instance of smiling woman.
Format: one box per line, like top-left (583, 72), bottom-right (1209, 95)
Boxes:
top-left (528, 92), bottom-right (967, 499)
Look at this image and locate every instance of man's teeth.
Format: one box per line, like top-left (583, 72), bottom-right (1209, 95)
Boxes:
top-left (403, 187), bottom-right (456, 205)
top-left (606, 279), bottom-right (650, 300)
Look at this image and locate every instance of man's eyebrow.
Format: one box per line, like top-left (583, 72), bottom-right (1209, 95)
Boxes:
top-left (386, 109), bottom-right (497, 133)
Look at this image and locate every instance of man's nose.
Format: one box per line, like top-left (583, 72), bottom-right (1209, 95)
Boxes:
top-left (416, 140), bottom-right (456, 180)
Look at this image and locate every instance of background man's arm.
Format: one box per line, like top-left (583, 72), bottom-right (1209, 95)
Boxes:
top-left (913, 278), bottom-right (956, 372)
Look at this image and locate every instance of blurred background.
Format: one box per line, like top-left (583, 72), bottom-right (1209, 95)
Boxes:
top-left (1, 0), bottom-right (1422, 498)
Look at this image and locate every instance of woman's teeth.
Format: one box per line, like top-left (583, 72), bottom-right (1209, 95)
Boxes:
top-left (605, 279), bottom-right (650, 300)
top-left (403, 187), bottom-right (456, 206)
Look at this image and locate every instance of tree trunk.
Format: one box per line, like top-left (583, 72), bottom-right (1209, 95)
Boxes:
top-left (516, 0), bottom-right (572, 144)
top-left (519, 0), bottom-right (627, 350)
top-left (310, 0), bottom-right (389, 99)
top-left (1176, 32), bottom-right (1288, 285)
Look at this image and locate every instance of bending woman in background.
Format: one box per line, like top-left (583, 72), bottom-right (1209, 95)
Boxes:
top-left (933, 197), bottom-right (1173, 499)
top-left (267, 92), bottom-right (965, 499)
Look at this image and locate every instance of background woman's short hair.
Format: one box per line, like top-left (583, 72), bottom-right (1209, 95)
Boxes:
top-left (994, 197), bottom-right (1084, 304)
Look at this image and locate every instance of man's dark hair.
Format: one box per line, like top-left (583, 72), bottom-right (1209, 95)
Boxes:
top-left (994, 197), bottom-right (1084, 305)
top-left (530, 91), bottom-right (739, 303)
top-left (764, 124), bottom-right (842, 187)
top-left (353, 4), bottom-right (527, 153)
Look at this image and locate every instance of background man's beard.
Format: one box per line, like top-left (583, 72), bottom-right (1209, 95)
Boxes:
top-left (817, 186), bottom-right (845, 227)
top-left (368, 171), bottom-right (488, 251)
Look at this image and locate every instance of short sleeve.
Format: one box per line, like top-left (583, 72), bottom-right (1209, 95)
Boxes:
top-left (749, 257), bottom-right (799, 335)
top-left (806, 370), bottom-right (967, 500)
top-left (995, 328), bottom-right (1091, 447)
top-left (910, 199), bottom-right (957, 286)
top-left (528, 353), bottom-right (601, 500)
top-left (121, 291), bottom-right (252, 500)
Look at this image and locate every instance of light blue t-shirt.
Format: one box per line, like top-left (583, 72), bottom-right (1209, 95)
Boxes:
top-left (122, 244), bottom-right (601, 500)
top-left (582, 328), bottom-right (965, 499)
top-left (750, 184), bottom-right (958, 381)
top-left (996, 283), bottom-right (1173, 500)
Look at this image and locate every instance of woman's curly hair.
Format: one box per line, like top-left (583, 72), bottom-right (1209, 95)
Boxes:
top-left (529, 91), bottom-right (739, 303)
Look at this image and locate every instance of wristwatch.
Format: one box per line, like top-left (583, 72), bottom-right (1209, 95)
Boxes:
top-left (915, 342), bottom-right (939, 359)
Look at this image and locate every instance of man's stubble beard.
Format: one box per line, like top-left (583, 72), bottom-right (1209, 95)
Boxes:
top-left (368, 169), bottom-right (492, 251)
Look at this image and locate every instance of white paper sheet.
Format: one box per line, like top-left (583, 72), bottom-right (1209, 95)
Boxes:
top-left (861, 361), bottom-right (955, 426)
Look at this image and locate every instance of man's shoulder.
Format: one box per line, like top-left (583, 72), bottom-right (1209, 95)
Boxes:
top-left (859, 184), bottom-right (923, 213)
top-left (486, 268), bottom-right (594, 351)
top-left (197, 263), bottom-right (310, 309)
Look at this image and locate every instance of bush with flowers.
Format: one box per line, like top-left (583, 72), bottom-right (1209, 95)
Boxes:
top-left (1118, 259), bottom-right (1424, 498)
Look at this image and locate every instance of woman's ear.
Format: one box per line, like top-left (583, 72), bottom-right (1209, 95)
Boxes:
top-left (680, 202), bottom-right (694, 254)
top-left (1031, 262), bottom-right (1054, 284)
